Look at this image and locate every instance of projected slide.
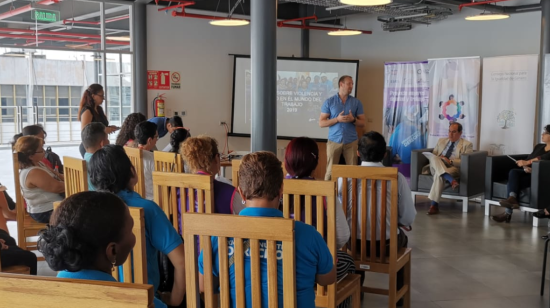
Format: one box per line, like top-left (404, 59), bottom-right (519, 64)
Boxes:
top-left (233, 57), bottom-right (358, 140)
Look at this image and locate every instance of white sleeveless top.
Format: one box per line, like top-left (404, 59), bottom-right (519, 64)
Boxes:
top-left (19, 162), bottom-right (63, 214)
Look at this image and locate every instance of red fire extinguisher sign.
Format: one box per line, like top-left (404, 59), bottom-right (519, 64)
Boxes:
top-left (147, 70), bottom-right (170, 90)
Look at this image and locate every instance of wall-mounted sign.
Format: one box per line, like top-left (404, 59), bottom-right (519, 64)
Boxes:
top-left (147, 70), bottom-right (170, 90)
top-left (171, 71), bottom-right (181, 90)
top-left (31, 9), bottom-right (60, 23)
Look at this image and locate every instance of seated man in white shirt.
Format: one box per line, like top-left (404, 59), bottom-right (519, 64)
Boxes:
top-left (134, 121), bottom-right (158, 201)
top-left (338, 131), bottom-right (416, 306)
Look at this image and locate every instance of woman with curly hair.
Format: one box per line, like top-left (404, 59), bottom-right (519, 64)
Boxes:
top-left (179, 136), bottom-right (235, 219)
top-left (38, 191), bottom-right (167, 308)
top-left (78, 84), bottom-right (119, 157)
top-left (115, 112), bottom-right (147, 147)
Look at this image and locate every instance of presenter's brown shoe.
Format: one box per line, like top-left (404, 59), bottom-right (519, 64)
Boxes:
top-left (427, 205), bottom-right (439, 215)
top-left (499, 196), bottom-right (519, 209)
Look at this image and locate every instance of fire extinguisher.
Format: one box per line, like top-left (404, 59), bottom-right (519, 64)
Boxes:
top-left (152, 93), bottom-right (165, 117)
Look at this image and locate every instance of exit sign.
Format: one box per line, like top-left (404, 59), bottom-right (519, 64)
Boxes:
top-left (31, 9), bottom-right (60, 22)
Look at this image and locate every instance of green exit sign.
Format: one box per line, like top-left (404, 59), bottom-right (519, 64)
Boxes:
top-left (31, 9), bottom-right (60, 22)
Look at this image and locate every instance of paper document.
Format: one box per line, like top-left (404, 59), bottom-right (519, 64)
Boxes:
top-left (422, 152), bottom-right (435, 159)
top-left (507, 155), bottom-right (517, 162)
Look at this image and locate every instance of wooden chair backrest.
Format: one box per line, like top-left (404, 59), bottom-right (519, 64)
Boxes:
top-left (0, 273), bottom-right (154, 307)
top-left (231, 159), bottom-right (241, 187)
top-left (183, 213), bottom-right (296, 308)
top-left (12, 152), bottom-right (24, 211)
top-left (124, 147), bottom-right (146, 198)
top-left (113, 206), bottom-right (147, 284)
top-left (13, 152), bottom-right (46, 254)
top-left (231, 159), bottom-right (287, 188)
top-left (332, 165), bottom-right (399, 266)
top-left (154, 151), bottom-right (183, 173)
top-left (152, 171), bottom-right (214, 234)
top-left (63, 156), bottom-right (88, 197)
top-left (281, 179), bottom-right (336, 303)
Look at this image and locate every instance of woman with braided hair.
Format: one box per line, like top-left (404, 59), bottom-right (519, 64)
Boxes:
top-left (78, 84), bottom-right (119, 157)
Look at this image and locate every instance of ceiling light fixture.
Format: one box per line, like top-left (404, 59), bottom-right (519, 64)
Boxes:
top-left (210, 0), bottom-right (250, 27)
top-left (328, 29), bottom-right (362, 36)
top-left (465, 12), bottom-right (509, 21)
top-left (340, 0), bottom-right (392, 6)
top-left (209, 19), bottom-right (249, 26)
top-left (106, 36), bottom-right (131, 41)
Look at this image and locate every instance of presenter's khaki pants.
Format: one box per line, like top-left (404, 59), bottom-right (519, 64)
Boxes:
top-left (426, 155), bottom-right (459, 203)
top-left (325, 140), bottom-right (358, 180)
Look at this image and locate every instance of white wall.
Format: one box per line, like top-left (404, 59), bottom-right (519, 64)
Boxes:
top-left (341, 9), bottom-right (541, 133)
top-left (147, 6), bottom-right (343, 153)
top-left (147, 6), bottom-right (542, 151)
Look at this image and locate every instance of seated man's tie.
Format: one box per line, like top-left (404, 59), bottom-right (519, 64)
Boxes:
top-left (445, 142), bottom-right (455, 159)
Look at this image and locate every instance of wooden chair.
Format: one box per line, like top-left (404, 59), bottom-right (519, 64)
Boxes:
top-left (114, 206), bottom-right (147, 284)
top-left (231, 159), bottom-right (287, 188)
top-left (12, 152), bottom-right (47, 260)
top-left (154, 151), bottom-right (184, 173)
top-left (63, 156), bottom-right (88, 197)
top-left (282, 179), bottom-right (361, 308)
top-left (332, 165), bottom-right (412, 308)
top-left (152, 171), bottom-right (214, 234)
top-left (124, 147), bottom-right (146, 198)
top-left (0, 273), bottom-right (154, 307)
top-left (183, 213), bottom-right (297, 308)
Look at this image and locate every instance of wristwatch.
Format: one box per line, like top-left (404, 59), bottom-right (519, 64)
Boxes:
top-left (352, 117), bottom-right (356, 124)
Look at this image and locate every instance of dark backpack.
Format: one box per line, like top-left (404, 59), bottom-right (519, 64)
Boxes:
top-left (45, 147), bottom-right (64, 174)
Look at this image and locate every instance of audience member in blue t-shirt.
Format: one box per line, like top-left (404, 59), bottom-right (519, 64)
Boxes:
top-left (88, 145), bottom-right (185, 307)
top-left (38, 191), bottom-right (167, 308)
top-left (198, 151), bottom-right (335, 308)
top-left (81, 122), bottom-right (110, 191)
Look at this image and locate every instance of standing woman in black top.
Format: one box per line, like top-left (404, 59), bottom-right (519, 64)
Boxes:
top-left (77, 84), bottom-right (119, 157)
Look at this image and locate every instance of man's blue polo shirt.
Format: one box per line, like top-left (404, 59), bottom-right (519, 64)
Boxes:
top-left (147, 117), bottom-right (168, 138)
top-left (321, 94), bottom-right (364, 144)
top-left (198, 207), bottom-right (333, 308)
top-left (58, 269), bottom-right (167, 308)
top-left (116, 190), bottom-right (182, 293)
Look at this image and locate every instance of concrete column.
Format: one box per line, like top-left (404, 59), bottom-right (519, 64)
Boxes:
top-left (300, 4), bottom-right (309, 58)
top-left (250, 0), bottom-right (277, 153)
top-left (134, 1), bottom-right (148, 116)
top-left (539, 0), bottom-right (550, 136)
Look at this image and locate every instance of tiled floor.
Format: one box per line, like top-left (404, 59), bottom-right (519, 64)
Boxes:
top-left (362, 197), bottom-right (550, 308)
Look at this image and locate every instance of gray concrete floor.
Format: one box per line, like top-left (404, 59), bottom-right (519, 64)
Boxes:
top-left (3, 145), bottom-right (550, 307)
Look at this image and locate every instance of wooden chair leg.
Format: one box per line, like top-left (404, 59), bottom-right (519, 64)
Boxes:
top-left (352, 280), bottom-right (361, 308)
top-left (388, 271), bottom-right (397, 308)
top-left (403, 260), bottom-right (411, 308)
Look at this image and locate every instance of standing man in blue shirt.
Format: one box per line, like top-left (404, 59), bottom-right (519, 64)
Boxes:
top-left (319, 75), bottom-right (366, 180)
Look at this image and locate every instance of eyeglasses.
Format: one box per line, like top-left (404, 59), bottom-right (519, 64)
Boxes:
top-left (449, 130), bottom-right (459, 134)
top-left (35, 148), bottom-right (45, 154)
top-left (94, 94), bottom-right (105, 98)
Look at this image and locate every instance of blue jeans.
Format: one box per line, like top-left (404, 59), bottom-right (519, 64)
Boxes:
top-left (505, 169), bottom-right (531, 214)
top-left (29, 210), bottom-right (53, 223)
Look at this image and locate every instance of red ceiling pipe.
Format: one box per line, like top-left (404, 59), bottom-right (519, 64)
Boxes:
top-left (278, 15), bottom-right (372, 34)
top-left (458, 0), bottom-right (511, 11)
top-left (0, 27), bottom-right (101, 39)
top-left (0, 0), bottom-right (61, 21)
top-left (162, 0), bottom-right (248, 21)
top-left (0, 33), bottom-right (129, 45)
top-left (63, 14), bottom-right (130, 26)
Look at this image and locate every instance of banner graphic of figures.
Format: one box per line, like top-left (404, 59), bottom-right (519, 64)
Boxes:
top-left (480, 55), bottom-right (538, 155)
top-left (383, 61), bottom-right (429, 178)
top-left (427, 57), bottom-right (480, 148)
